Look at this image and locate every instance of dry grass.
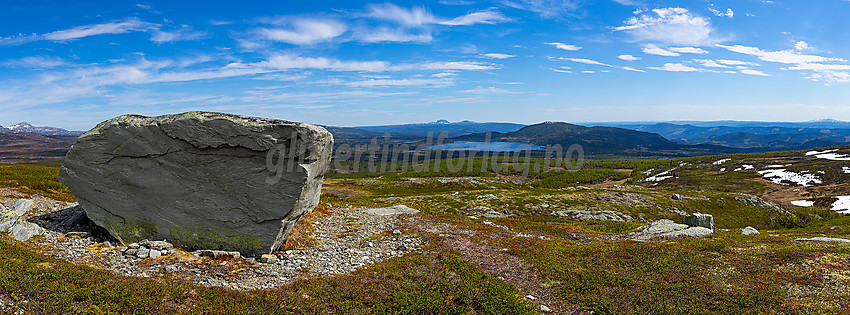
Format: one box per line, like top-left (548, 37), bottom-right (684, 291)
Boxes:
top-left (280, 203), bottom-right (334, 251)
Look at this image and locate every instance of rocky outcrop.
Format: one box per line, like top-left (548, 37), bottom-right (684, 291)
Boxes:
top-left (552, 209), bottom-right (636, 222)
top-left (1, 199), bottom-right (45, 241)
top-left (683, 213), bottom-right (714, 230)
top-left (631, 219), bottom-right (713, 239)
top-left (59, 112), bottom-right (333, 256)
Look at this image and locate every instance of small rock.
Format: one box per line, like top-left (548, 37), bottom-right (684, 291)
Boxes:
top-left (149, 249), bottom-right (162, 259)
top-left (160, 250), bottom-right (168, 255)
top-left (128, 243), bottom-right (140, 249)
top-left (103, 241), bottom-right (113, 247)
top-left (539, 305), bottom-right (552, 312)
top-left (672, 194), bottom-right (681, 200)
top-left (525, 295), bottom-right (536, 300)
top-left (741, 226), bottom-right (760, 235)
top-left (124, 248), bottom-right (138, 256)
top-left (392, 229), bottom-right (402, 236)
top-left (136, 247), bottom-right (151, 259)
top-left (396, 244), bottom-right (407, 251)
top-left (478, 194), bottom-right (498, 200)
top-left (139, 239), bottom-right (174, 251)
top-left (258, 254), bottom-right (278, 264)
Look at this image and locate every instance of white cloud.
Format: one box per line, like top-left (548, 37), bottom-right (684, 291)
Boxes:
top-left (618, 54), bottom-right (640, 61)
top-left (546, 42), bottom-right (582, 51)
top-left (2, 56), bottom-right (68, 69)
top-left (716, 44), bottom-right (844, 64)
top-left (642, 44), bottom-right (680, 56)
top-left (582, 70), bottom-right (596, 73)
top-left (366, 3), bottom-right (509, 27)
top-left (621, 66), bottom-right (645, 72)
top-left (151, 26), bottom-right (207, 43)
top-left (353, 27), bottom-right (433, 43)
top-left (563, 58), bottom-right (612, 67)
top-left (0, 18), bottom-right (159, 45)
top-left (260, 54), bottom-right (389, 72)
top-left (414, 61), bottom-right (497, 70)
top-left (481, 53), bottom-right (516, 59)
top-left (614, 7), bottom-right (719, 46)
top-left (708, 7), bottom-right (734, 18)
top-left (806, 71), bottom-right (850, 84)
top-left (45, 18), bottom-right (158, 41)
top-left (136, 4), bottom-right (152, 10)
top-left (432, 71), bottom-right (458, 77)
top-left (740, 69), bottom-right (769, 76)
top-left (500, 0), bottom-right (582, 18)
top-left (440, 10), bottom-right (512, 26)
top-left (258, 19), bottom-right (346, 45)
top-left (715, 59), bottom-right (759, 66)
top-left (794, 41), bottom-right (811, 51)
top-left (549, 68), bottom-right (572, 73)
top-left (648, 63), bottom-right (702, 72)
top-left (787, 63), bottom-right (850, 71)
top-left (347, 78), bottom-right (453, 87)
top-left (366, 3), bottom-right (439, 26)
top-left (668, 46), bottom-right (708, 54)
top-left (694, 59), bottom-right (728, 68)
top-left (460, 86), bottom-right (516, 94)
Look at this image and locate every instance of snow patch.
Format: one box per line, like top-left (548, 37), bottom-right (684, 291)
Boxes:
top-left (741, 164), bottom-right (754, 170)
top-left (843, 166), bottom-right (850, 174)
top-left (645, 169), bottom-right (674, 182)
top-left (713, 158), bottom-right (731, 165)
top-left (766, 164), bottom-right (790, 168)
top-left (719, 168), bottom-right (726, 172)
top-left (791, 200), bottom-right (814, 207)
top-left (806, 149), bottom-right (838, 156)
top-left (757, 168), bottom-right (822, 187)
top-left (831, 196), bottom-right (850, 214)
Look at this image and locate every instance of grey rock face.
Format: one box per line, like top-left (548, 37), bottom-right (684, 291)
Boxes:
top-left (59, 112), bottom-right (333, 256)
top-left (634, 219), bottom-right (713, 239)
top-left (10, 199), bottom-right (36, 217)
top-left (683, 213), bottom-right (714, 230)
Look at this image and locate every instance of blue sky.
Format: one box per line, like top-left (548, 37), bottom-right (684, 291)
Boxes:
top-left (2, 0), bottom-right (850, 130)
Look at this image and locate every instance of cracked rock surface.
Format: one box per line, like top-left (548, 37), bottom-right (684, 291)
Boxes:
top-left (58, 112), bottom-right (333, 256)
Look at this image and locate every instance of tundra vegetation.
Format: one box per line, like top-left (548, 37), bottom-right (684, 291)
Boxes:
top-left (2, 145), bottom-right (850, 313)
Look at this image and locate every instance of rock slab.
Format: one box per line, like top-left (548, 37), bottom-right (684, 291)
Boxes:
top-left (1, 206), bottom-right (45, 241)
top-left (59, 112), bottom-right (333, 256)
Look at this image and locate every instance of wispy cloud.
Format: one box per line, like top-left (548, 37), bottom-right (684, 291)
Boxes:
top-left (614, 7), bottom-right (720, 46)
top-left (2, 56), bottom-right (68, 69)
top-left (618, 54), bottom-right (640, 61)
top-left (716, 44), bottom-right (844, 64)
top-left (694, 59), bottom-right (728, 68)
top-left (642, 44), bottom-right (679, 56)
top-left (347, 78), bottom-right (453, 87)
top-left (648, 63), bottom-right (702, 72)
top-left (562, 58), bottom-right (612, 67)
top-left (460, 86), bottom-right (517, 94)
top-left (546, 42), bottom-right (581, 51)
top-left (151, 26), bottom-right (207, 43)
top-left (740, 69), bottom-right (769, 76)
top-left (501, 0), bottom-right (582, 18)
top-left (257, 18), bottom-right (346, 45)
top-left (1, 18), bottom-right (159, 46)
top-left (708, 7), bottom-right (734, 18)
top-left (668, 46), bottom-right (708, 54)
top-left (440, 9), bottom-right (512, 26)
top-left (481, 53), bottom-right (516, 59)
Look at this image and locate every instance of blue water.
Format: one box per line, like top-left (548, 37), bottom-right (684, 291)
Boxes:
top-left (428, 141), bottom-right (544, 152)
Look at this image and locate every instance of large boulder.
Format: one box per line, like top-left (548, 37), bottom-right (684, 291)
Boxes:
top-left (683, 213), bottom-right (714, 230)
top-left (59, 112), bottom-right (333, 256)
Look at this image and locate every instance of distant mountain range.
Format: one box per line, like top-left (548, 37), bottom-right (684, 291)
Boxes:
top-left (354, 120), bottom-right (526, 138)
top-left (0, 122), bottom-right (84, 136)
top-left (588, 122), bottom-right (850, 150)
top-left (451, 122), bottom-right (738, 156)
top-left (0, 132), bottom-right (78, 163)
